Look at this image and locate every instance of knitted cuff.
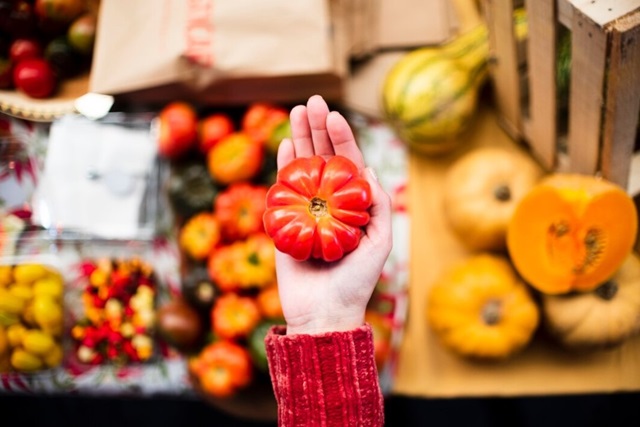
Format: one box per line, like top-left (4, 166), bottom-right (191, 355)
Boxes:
top-left (265, 324), bottom-right (384, 427)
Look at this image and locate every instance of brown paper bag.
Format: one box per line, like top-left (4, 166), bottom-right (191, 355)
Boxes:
top-left (90, 0), bottom-right (346, 104)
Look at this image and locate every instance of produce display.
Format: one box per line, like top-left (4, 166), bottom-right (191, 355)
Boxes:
top-left (154, 101), bottom-right (395, 402)
top-left (434, 144), bottom-right (640, 360)
top-left (0, 0), bottom-right (98, 99)
top-left (70, 256), bottom-right (158, 365)
top-left (0, 262), bottom-right (65, 372)
top-left (507, 173), bottom-right (638, 295)
top-left (157, 101), bottom-right (288, 400)
top-left (427, 254), bottom-right (540, 360)
top-left (263, 155), bottom-right (372, 262)
top-left (442, 147), bottom-right (544, 251)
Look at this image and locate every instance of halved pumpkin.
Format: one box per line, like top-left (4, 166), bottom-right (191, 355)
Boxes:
top-left (541, 252), bottom-right (640, 349)
top-left (507, 173), bottom-right (638, 295)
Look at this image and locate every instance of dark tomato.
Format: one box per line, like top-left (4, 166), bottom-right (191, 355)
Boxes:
top-left (13, 58), bottom-right (57, 98)
top-left (9, 38), bottom-right (43, 63)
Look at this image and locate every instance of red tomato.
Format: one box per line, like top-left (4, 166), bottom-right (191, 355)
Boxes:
top-left (215, 183), bottom-right (268, 242)
top-left (206, 132), bottom-right (263, 185)
top-left (263, 155), bottom-right (372, 262)
top-left (242, 103), bottom-right (288, 146)
top-left (9, 38), bottom-right (43, 63)
top-left (157, 102), bottom-right (198, 159)
top-left (198, 113), bottom-right (235, 154)
top-left (12, 58), bottom-right (56, 98)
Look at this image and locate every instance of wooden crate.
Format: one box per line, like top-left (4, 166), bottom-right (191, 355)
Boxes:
top-left (481, 0), bottom-right (640, 193)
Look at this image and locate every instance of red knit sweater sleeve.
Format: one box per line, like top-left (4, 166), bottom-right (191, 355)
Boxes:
top-left (265, 323), bottom-right (384, 427)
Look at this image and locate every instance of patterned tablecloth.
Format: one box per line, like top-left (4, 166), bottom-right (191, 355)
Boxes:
top-left (0, 109), bottom-right (410, 397)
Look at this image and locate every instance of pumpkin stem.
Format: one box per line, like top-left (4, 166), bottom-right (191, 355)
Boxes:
top-left (493, 184), bottom-right (511, 202)
top-left (482, 299), bottom-right (502, 325)
top-left (594, 280), bottom-right (618, 301)
top-left (309, 197), bottom-right (328, 218)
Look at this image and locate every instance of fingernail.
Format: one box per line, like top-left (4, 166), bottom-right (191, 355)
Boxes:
top-left (367, 167), bottom-right (378, 182)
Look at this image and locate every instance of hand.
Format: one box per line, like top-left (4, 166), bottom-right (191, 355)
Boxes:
top-left (274, 95), bottom-right (393, 335)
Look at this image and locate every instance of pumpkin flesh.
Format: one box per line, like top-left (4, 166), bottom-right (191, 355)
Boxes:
top-left (507, 174), bottom-right (638, 295)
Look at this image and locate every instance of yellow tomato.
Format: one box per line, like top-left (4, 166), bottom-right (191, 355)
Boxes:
top-left (0, 265), bottom-right (12, 287)
top-left (13, 264), bottom-right (48, 284)
top-left (22, 330), bottom-right (55, 355)
top-left (10, 349), bottom-right (43, 372)
top-left (0, 288), bottom-right (26, 314)
top-left (44, 344), bottom-right (63, 368)
top-left (0, 326), bottom-right (7, 355)
top-left (9, 283), bottom-right (34, 301)
top-left (33, 276), bottom-right (64, 300)
top-left (32, 296), bottom-right (63, 329)
top-left (6, 323), bottom-right (26, 348)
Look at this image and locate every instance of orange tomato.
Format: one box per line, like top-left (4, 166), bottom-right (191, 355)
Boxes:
top-left (215, 183), bottom-right (268, 242)
top-left (211, 293), bottom-right (261, 340)
top-left (206, 132), bottom-right (263, 185)
top-left (196, 340), bottom-right (253, 398)
top-left (178, 212), bottom-right (221, 261)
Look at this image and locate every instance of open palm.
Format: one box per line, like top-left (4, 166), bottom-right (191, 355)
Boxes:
top-left (273, 95), bottom-right (393, 335)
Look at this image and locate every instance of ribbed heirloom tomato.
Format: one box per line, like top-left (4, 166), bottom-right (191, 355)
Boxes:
top-left (263, 155), bottom-right (372, 262)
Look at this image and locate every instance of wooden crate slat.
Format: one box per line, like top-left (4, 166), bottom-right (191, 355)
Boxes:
top-left (484, 0), bottom-right (522, 138)
top-left (600, 11), bottom-right (640, 190)
top-left (557, 0), bottom-right (574, 28)
top-left (567, 10), bottom-right (608, 175)
top-left (525, 0), bottom-right (558, 170)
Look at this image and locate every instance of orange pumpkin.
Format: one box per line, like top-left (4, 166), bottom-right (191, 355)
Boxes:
top-left (443, 147), bottom-right (544, 251)
top-left (507, 173), bottom-right (638, 295)
top-left (427, 254), bottom-right (540, 359)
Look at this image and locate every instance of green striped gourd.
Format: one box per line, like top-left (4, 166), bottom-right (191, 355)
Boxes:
top-left (381, 10), bottom-right (527, 155)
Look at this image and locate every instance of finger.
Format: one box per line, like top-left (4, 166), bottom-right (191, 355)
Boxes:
top-left (306, 95), bottom-right (334, 157)
top-left (360, 168), bottom-right (392, 256)
top-left (277, 138), bottom-right (295, 170)
top-left (326, 111), bottom-right (365, 169)
top-left (289, 105), bottom-right (315, 158)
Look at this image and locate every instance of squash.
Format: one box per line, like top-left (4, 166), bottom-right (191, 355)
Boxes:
top-left (427, 254), bottom-right (540, 359)
top-left (541, 253), bottom-right (640, 349)
top-left (443, 147), bottom-right (544, 251)
top-left (507, 173), bottom-right (638, 295)
top-left (381, 10), bottom-right (526, 154)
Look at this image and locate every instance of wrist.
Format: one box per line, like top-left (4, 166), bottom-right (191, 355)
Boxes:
top-left (285, 312), bottom-right (365, 336)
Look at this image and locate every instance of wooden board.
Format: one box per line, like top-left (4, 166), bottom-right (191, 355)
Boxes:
top-left (391, 104), bottom-right (640, 398)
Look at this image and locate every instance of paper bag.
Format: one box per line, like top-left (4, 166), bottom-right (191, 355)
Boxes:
top-left (90, 0), bottom-right (345, 104)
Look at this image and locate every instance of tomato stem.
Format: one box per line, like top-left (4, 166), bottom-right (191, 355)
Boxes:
top-left (309, 197), bottom-right (328, 217)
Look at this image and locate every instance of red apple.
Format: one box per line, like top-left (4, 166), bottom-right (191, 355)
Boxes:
top-left (198, 113), bottom-right (234, 154)
top-left (13, 58), bottom-right (56, 98)
top-left (157, 102), bottom-right (198, 159)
